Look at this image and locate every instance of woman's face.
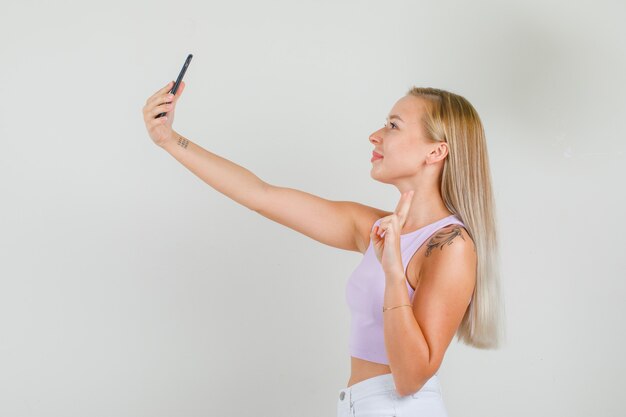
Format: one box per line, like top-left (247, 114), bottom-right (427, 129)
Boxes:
top-left (369, 95), bottom-right (437, 184)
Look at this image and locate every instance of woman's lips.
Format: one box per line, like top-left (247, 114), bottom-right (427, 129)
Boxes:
top-left (371, 151), bottom-right (383, 162)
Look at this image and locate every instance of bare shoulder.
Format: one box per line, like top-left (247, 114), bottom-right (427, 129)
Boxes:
top-left (352, 205), bottom-right (392, 254)
top-left (414, 223), bottom-right (477, 308)
top-left (423, 223), bottom-right (475, 258)
top-left (416, 224), bottom-right (475, 282)
top-left (416, 225), bottom-right (475, 290)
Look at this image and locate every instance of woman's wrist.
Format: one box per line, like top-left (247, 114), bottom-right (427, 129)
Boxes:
top-left (160, 129), bottom-right (180, 150)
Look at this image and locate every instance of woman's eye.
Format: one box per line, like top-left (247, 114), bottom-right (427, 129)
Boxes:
top-left (384, 121), bottom-right (397, 129)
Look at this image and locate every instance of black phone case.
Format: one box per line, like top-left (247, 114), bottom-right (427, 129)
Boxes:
top-left (156, 53), bottom-right (193, 118)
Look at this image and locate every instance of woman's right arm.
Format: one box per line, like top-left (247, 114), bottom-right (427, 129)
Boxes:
top-left (143, 81), bottom-right (383, 253)
top-left (161, 132), bottom-right (267, 213)
top-left (161, 132), bottom-right (381, 253)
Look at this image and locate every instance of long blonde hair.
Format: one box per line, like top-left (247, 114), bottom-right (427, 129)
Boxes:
top-left (406, 87), bottom-right (505, 349)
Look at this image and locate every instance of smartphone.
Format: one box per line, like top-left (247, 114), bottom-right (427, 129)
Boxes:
top-left (156, 53), bottom-right (193, 118)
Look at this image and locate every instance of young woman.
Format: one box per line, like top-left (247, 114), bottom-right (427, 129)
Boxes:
top-left (142, 82), bottom-right (505, 417)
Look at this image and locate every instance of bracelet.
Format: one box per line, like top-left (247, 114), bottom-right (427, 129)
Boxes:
top-left (382, 304), bottom-right (412, 313)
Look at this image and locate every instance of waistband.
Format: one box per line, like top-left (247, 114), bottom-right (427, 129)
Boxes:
top-left (338, 372), bottom-right (441, 402)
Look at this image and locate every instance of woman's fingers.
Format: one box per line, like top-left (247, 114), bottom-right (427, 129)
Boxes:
top-left (148, 113), bottom-right (168, 128)
top-left (145, 85), bottom-right (174, 112)
top-left (147, 81), bottom-right (173, 102)
top-left (143, 93), bottom-right (174, 121)
top-left (147, 91), bottom-right (174, 110)
top-left (394, 190), bottom-right (414, 217)
top-left (146, 80), bottom-right (185, 112)
top-left (151, 101), bottom-right (172, 118)
top-left (164, 81), bottom-right (185, 106)
top-left (142, 100), bottom-right (168, 121)
top-left (371, 225), bottom-right (385, 239)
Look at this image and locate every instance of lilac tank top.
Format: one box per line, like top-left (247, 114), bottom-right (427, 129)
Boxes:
top-left (345, 214), bottom-right (466, 365)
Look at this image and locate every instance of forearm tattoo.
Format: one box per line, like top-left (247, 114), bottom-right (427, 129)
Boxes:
top-left (177, 135), bottom-right (189, 149)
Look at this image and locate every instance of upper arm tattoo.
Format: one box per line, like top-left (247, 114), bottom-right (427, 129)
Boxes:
top-left (424, 226), bottom-right (474, 257)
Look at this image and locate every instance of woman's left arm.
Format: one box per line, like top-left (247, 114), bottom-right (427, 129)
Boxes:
top-left (383, 227), bottom-right (476, 397)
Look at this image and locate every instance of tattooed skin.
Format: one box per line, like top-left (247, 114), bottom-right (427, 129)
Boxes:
top-left (177, 135), bottom-right (189, 149)
top-left (424, 225), bottom-right (474, 257)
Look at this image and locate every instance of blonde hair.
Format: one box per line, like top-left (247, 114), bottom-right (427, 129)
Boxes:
top-left (406, 86), bottom-right (506, 349)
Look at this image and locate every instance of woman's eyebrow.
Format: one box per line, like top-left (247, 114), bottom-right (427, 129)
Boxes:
top-left (387, 114), bottom-right (404, 122)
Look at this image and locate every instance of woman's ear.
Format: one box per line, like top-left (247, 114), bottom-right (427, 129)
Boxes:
top-left (428, 142), bottom-right (448, 163)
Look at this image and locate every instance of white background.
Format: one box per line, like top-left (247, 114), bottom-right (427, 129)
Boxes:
top-left (1, 0), bottom-right (625, 416)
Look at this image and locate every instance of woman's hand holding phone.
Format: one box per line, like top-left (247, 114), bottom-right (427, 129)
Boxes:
top-left (142, 80), bottom-right (186, 148)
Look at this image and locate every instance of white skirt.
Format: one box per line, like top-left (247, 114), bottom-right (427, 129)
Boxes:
top-left (337, 372), bottom-right (448, 417)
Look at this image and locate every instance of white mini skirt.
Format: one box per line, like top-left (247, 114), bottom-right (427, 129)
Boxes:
top-left (337, 372), bottom-right (448, 417)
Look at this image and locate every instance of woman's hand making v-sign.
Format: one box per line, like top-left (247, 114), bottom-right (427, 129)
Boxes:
top-left (370, 190), bottom-right (414, 277)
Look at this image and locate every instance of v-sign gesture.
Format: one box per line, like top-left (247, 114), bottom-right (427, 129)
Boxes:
top-left (371, 190), bottom-right (415, 276)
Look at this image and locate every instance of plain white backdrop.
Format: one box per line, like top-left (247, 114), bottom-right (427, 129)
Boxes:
top-left (1, 0), bottom-right (625, 416)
